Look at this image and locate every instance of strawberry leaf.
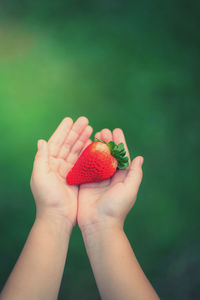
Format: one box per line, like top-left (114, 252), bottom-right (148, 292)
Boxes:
top-left (94, 138), bottom-right (129, 170)
top-left (110, 141), bottom-right (129, 169)
top-left (118, 162), bottom-right (129, 169)
top-left (107, 141), bottom-right (116, 152)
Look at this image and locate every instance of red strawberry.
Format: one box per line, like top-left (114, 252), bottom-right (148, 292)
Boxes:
top-left (66, 139), bottom-right (129, 185)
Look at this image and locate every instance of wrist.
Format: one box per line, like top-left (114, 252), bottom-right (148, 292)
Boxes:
top-left (35, 210), bottom-right (74, 236)
top-left (80, 215), bottom-right (124, 235)
top-left (81, 218), bottom-right (124, 250)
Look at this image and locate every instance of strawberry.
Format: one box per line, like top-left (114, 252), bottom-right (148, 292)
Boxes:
top-left (66, 138), bottom-right (129, 185)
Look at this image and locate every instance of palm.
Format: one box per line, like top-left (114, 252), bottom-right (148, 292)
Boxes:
top-left (78, 128), bottom-right (139, 228)
top-left (78, 179), bottom-right (127, 227)
top-left (42, 154), bottom-right (78, 214)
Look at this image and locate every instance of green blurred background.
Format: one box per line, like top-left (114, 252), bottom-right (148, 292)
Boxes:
top-left (0, 1), bottom-right (200, 299)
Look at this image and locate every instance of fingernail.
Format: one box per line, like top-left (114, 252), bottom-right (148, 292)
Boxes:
top-left (37, 139), bottom-right (44, 150)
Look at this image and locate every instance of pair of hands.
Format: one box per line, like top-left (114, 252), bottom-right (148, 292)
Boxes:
top-left (30, 116), bottom-right (144, 233)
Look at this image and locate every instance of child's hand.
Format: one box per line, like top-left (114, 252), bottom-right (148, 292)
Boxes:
top-left (78, 128), bottom-right (143, 231)
top-left (78, 129), bottom-right (159, 300)
top-left (30, 117), bottom-right (93, 229)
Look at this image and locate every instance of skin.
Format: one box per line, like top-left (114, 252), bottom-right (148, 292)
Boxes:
top-left (78, 128), bottom-right (144, 230)
top-left (78, 128), bottom-right (160, 300)
top-left (32, 116), bottom-right (93, 226)
top-left (0, 117), bottom-right (93, 300)
top-left (1, 117), bottom-right (159, 300)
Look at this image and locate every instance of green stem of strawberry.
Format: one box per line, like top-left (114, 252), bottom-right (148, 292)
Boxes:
top-left (95, 138), bottom-right (129, 169)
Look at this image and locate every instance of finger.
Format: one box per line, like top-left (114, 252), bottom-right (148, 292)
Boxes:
top-left (101, 128), bottom-right (113, 142)
top-left (80, 177), bottom-right (111, 190)
top-left (110, 128), bottom-right (130, 185)
top-left (112, 128), bottom-right (131, 164)
top-left (80, 138), bottom-right (92, 155)
top-left (48, 117), bottom-right (73, 157)
top-left (58, 116), bottom-right (89, 160)
top-left (33, 140), bottom-right (49, 175)
top-left (124, 156), bottom-right (143, 197)
top-left (66, 125), bottom-right (93, 166)
top-left (110, 169), bottom-right (128, 186)
top-left (95, 132), bottom-right (101, 140)
top-left (59, 137), bottom-right (93, 178)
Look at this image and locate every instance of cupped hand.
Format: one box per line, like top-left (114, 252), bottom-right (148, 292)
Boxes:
top-left (78, 128), bottom-right (143, 231)
top-left (30, 116), bottom-right (93, 228)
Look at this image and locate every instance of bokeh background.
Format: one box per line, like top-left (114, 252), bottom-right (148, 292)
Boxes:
top-left (0, 1), bottom-right (200, 299)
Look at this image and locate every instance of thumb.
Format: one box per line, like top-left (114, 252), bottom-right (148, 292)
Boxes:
top-left (124, 156), bottom-right (144, 196)
top-left (33, 139), bottom-right (49, 174)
